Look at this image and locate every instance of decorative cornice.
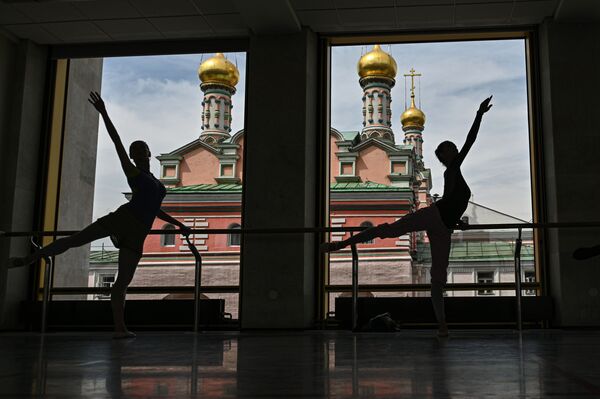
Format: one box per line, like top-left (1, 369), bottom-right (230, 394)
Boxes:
top-left (200, 83), bottom-right (236, 95)
top-left (215, 176), bottom-right (241, 184)
top-left (359, 76), bottom-right (396, 89)
top-left (335, 175), bottom-right (361, 183)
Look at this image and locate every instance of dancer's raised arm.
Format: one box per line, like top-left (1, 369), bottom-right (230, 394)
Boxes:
top-left (455, 95), bottom-right (493, 166)
top-left (88, 91), bottom-right (137, 177)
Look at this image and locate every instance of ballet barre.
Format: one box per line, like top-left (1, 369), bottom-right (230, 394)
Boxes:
top-left (3, 220), bottom-right (600, 333)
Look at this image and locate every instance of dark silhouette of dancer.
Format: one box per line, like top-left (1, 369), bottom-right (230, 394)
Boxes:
top-left (573, 245), bottom-right (600, 260)
top-left (321, 96), bottom-right (493, 337)
top-left (8, 91), bottom-right (190, 338)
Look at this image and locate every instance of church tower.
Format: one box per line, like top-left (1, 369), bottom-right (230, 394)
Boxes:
top-left (197, 53), bottom-right (239, 144)
top-left (401, 68), bottom-right (426, 161)
top-left (357, 45), bottom-right (397, 143)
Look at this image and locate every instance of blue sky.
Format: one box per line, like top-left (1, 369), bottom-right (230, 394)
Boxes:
top-left (91, 39), bottom-right (532, 231)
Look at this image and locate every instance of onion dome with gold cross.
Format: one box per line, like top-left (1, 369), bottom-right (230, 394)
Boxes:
top-left (357, 44), bottom-right (397, 81)
top-left (198, 53), bottom-right (239, 90)
top-left (401, 96), bottom-right (426, 130)
top-left (401, 68), bottom-right (425, 131)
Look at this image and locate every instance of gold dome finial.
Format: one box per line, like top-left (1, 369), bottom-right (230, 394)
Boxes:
top-left (357, 44), bottom-right (397, 80)
top-left (401, 68), bottom-right (425, 129)
top-left (198, 53), bottom-right (239, 88)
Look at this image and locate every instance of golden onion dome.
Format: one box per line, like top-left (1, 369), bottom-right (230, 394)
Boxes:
top-left (198, 53), bottom-right (239, 87)
top-left (357, 44), bottom-right (397, 79)
top-left (401, 97), bottom-right (426, 129)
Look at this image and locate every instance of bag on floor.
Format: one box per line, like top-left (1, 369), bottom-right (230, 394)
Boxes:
top-left (361, 312), bottom-right (401, 332)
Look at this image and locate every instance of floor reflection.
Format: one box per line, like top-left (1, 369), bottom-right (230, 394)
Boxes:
top-left (2, 330), bottom-right (600, 398)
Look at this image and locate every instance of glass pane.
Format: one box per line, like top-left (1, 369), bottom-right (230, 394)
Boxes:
top-left (53, 53), bottom-right (246, 321)
top-left (328, 39), bottom-right (535, 314)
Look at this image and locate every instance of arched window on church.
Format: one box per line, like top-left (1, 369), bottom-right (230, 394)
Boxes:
top-left (360, 221), bottom-right (374, 244)
top-left (162, 224), bottom-right (177, 247)
top-left (228, 223), bottom-right (241, 246)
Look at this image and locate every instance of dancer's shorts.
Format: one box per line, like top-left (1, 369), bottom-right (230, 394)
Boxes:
top-left (97, 206), bottom-right (150, 255)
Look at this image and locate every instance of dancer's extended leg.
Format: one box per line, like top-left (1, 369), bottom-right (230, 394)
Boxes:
top-left (322, 206), bottom-right (438, 252)
top-left (11, 221), bottom-right (109, 267)
top-left (111, 248), bottom-right (141, 338)
top-left (428, 228), bottom-right (451, 337)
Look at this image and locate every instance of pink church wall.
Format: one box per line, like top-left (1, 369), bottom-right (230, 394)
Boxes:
top-left (235, 137), bottom-right (244, 180)
top-left (329, 207), bottom-right (409, 249)
top-left (144, 206), bottom-right (242, 253)
top-left (329, 135), bottom-right (340, 183)
top-left (355, 145), bottom-right (390, 184)
top-left (179, 145), bottom-right (220, 186)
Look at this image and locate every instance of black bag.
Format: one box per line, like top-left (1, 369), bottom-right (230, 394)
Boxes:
top-left (361, 312), bottom-right (401, 332)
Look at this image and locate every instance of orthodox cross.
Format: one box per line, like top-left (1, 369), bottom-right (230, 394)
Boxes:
top-left (403, 68), bottom-right (421, 98)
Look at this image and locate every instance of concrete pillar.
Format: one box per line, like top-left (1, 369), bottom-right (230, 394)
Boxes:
top-left (0, 37), bottom-right (48, 329)
top-left (241, 29), bottom-right (318, 328)
top-left (53, 58), bottom-right (103, 299)
top-left (539, 19), bottom-right (600, 326)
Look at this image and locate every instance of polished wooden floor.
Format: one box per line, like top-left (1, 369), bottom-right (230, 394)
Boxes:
top-left (1, 330), bottom-right (600, 398)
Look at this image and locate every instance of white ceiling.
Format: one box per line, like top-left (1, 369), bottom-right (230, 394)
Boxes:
top-left (0, 0), bottom-right (596, 45)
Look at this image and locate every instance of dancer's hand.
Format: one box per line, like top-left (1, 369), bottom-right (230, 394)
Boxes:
top-left (456, 219), bottom-right (469, 230)
top-left (180, 225), bottom-right (192, 237)
top-left (478, 95), bottom-right (493, 114)
top-left (88, 91), bottom-right (106, 113)
top-left (320, 241), bottom-right (344, 253)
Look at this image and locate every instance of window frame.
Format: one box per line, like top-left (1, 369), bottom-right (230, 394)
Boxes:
top-left (161, 224), bottom-right (177, 247)
top-left (321, 29), bottom-right (544, 321)
top-left (39, 38), bottom-right (249, 320)
top-left (476, 271), bottom-right (495, 296)
top-left (227, 223), bottom-right (242, 247)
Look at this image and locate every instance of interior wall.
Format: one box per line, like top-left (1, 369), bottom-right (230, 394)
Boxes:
top-left (241, 28), bottom-right (319, 328)
top-left (0, 36), bottom-right (48, 329)
top-left (539, 19), bottom-right (600, 326)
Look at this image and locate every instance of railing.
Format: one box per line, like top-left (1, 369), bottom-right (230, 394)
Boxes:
top-left (2, 221), bottom-right (600, 333)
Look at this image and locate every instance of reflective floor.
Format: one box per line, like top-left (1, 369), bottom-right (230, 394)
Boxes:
top-left (2, 330), bottom-right (600, 398)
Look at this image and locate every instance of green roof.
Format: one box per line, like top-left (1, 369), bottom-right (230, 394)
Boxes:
top-left (418, 241), bottom-right (534, 262)
top-left (340, 131), bottom-right (360, 141)
top-left (168, 183), bottom-right (243, 193)
top-left (89, 250), bottom-right (119, 263)
top-left (331, 182), bottom-right (407, 192)
top-left (166, 182), bottom-right (406, 193)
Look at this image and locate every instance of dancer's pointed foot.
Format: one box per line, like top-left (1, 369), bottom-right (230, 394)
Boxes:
top-left (320, 241), bottom-right (345, 253)
top-left (113, 330), bottom-right (136, 339)
top-left (573, 246), bottom-right (600, 261)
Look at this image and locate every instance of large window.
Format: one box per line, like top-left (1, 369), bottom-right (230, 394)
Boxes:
top-left (326, 34), bottom-right (537, 314)
top-left (47, 50), bottom-right (246, 320)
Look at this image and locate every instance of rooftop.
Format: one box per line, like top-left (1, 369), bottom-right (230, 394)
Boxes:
top-left (90, 240), bottom-right (533, 264)
top-left (166, 182), bottom-right (409, 194)
top-left (418, 241), bottom-right (534, 263)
